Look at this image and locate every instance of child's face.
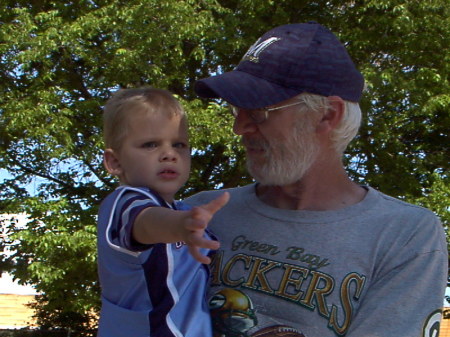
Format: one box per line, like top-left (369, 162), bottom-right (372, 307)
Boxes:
top-left (111, 111), bottom-right (191, 202)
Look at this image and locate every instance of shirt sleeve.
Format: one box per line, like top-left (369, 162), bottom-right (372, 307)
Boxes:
top-left (345, 216), bottom-right (448, 337)
top-left (111, 188), bottom-right (162, 252)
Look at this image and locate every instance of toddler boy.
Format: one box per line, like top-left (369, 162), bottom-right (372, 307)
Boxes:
top-left (97, 87), bottom-right (228, 337)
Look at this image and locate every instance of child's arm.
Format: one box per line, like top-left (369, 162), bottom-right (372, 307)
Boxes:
top-left (132, 192), bottom-right (230, 264)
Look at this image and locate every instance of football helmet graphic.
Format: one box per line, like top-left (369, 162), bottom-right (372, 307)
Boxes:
top-left (251, 325), bottom-right (306, 337)
top-left (209, 288), bottom-right (258, 337)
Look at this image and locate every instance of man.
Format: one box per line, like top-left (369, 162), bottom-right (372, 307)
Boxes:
top-left (187, 22), bottom-right (448, 337)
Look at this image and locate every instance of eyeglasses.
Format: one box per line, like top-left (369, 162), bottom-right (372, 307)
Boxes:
top-left (229, 101), bottom-right (304, 124)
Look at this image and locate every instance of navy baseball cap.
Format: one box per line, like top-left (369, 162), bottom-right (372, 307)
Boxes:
top-left (195, 22), bottom-right (364, 108)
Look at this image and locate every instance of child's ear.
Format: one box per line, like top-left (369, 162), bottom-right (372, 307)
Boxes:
top-left (103, 149), bottom-right (123, 176)
top-left (316, 96), bottom-right (344, 134)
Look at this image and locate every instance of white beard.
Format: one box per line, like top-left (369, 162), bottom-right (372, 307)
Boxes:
top-left (245, 123), bottom-right (319, 186)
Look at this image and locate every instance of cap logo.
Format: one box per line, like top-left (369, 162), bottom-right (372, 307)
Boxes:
top-left (241, 37), bottom-right (281, 63)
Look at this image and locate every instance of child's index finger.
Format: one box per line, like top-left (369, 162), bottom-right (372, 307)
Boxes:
top-left (203, 192), bottom-right (230, 214)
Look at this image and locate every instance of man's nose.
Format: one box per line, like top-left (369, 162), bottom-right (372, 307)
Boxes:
top-left (232, 110), bottom-right (258, 135)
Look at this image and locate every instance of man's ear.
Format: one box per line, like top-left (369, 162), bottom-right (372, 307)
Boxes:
top-left (103, 149), bottom-right (122, 176)
top-left (316, 96), bottom-right (345, 134)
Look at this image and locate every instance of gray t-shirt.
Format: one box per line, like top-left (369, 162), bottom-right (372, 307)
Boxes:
top-left (186, 184), bottom-right (447, 337)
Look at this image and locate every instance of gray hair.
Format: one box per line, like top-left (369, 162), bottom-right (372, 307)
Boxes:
top-left (294, 93), bottom-right (361, 154)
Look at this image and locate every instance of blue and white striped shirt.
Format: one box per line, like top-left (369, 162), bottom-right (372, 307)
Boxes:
top-left (97, 186), bottom-right (214, 337)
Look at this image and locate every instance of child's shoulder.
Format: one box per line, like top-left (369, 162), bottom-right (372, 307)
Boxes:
top-left (102, 185), bottom-right (169, 210)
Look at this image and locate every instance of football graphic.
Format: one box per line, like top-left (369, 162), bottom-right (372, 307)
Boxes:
top-left (251, 325), bottom-right (306, 337)
top-left (209, 288), bottom-right (258, 336)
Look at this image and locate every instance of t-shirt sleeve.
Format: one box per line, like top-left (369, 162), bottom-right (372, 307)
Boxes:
top-left (110, 189), bottom-right (162, 252)
top-left (345, 213), bottom-right (448, 337)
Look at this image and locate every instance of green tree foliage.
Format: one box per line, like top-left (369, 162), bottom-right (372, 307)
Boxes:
top-left (0, 0), bottom-right (448, 333)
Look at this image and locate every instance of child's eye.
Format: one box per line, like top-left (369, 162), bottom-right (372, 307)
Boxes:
top-left (142, 142), bottom-right (157, 148)
top-left (173, 142), bottom-right (188, 149)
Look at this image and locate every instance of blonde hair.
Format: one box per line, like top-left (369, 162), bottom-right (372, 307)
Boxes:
top-left (103, 87), bottom-right (185, 150)
top-left (294, 93), bottom-right (361, 154)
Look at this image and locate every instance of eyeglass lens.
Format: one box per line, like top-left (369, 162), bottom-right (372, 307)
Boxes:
top-left (230, 106), bottom-right (267, 123)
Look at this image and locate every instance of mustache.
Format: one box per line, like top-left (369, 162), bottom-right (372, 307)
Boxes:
top-left (242, 136), bottom-right (270, 150)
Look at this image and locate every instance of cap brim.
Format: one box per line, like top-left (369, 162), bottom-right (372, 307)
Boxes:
top-left (194, 70), bottom-right (301, 109)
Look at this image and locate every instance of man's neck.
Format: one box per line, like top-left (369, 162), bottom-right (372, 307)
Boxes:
top-left (255, 161), bottom-right (367, 211)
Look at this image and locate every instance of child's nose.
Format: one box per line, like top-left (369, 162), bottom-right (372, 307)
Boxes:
top-left (160, 147), bottom-right (177, 162)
